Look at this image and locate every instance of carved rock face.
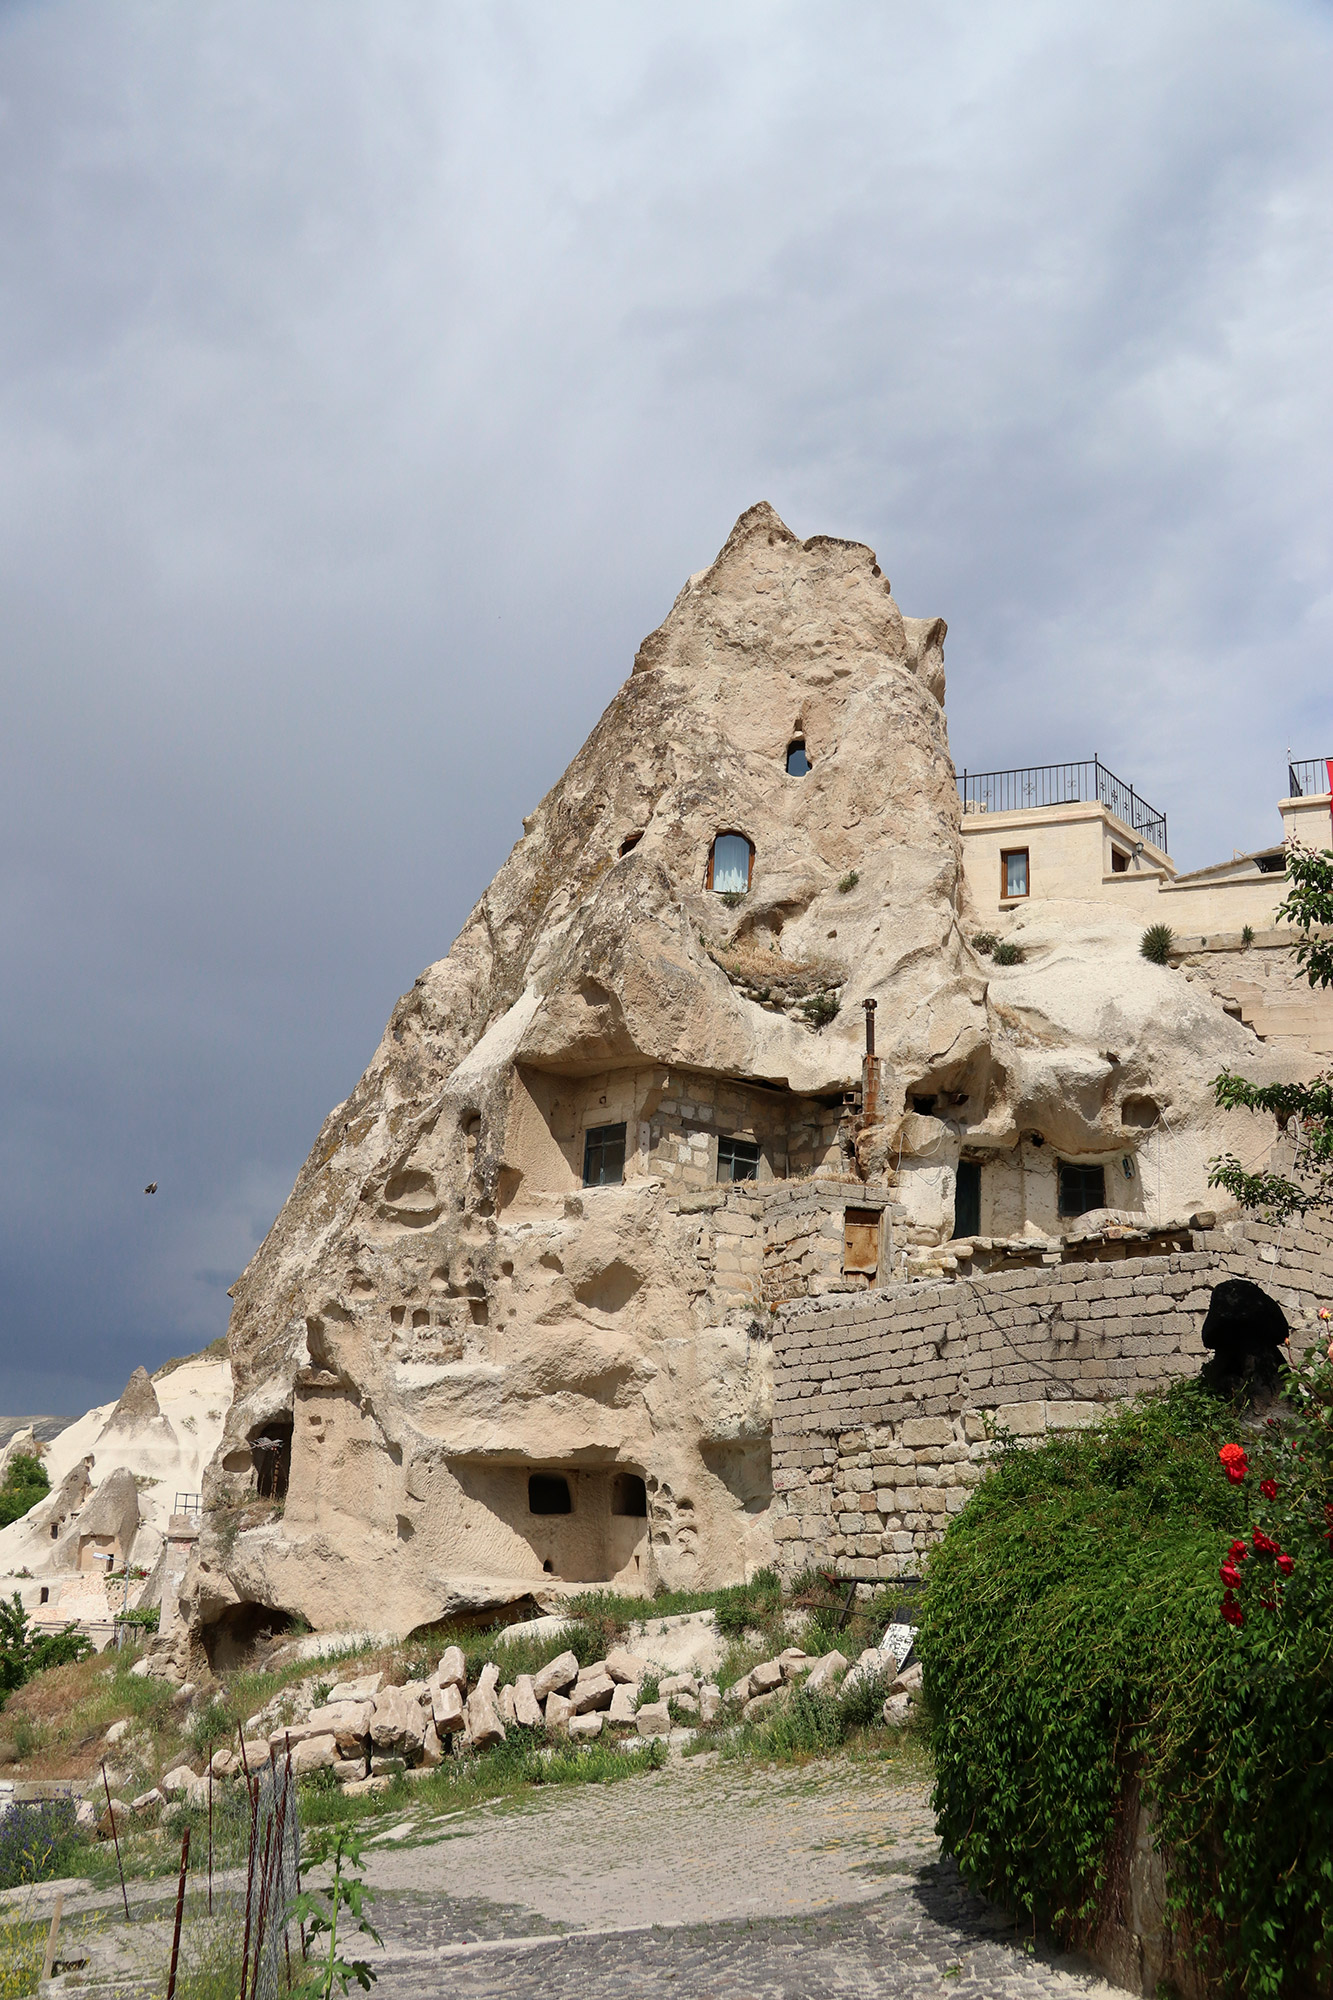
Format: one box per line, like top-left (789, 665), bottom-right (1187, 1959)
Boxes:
top-left (184, 504), bottom-right (1299, 1650)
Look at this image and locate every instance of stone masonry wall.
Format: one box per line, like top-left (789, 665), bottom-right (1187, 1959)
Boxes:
top-left (769, 1212), bottom-right (1333, 1582)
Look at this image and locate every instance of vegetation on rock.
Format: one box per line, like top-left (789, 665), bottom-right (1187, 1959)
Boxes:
top-left (0, 1453), bottom-right (49, 1528)
top-left (1140, 921), bottom-right (1174, 964)
top-left (919, 1365), bottom-right (1333, 1997)
top-left (1210, 845), bottom-right (1333, 1219)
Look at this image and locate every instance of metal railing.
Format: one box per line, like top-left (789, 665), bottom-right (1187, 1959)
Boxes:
top-left (1288, 757), bottom-right (1332, 799)
top-left (956, 756), bottom-right (1167, 853)
top-left (173, 1491), bottom-right (202, 1515)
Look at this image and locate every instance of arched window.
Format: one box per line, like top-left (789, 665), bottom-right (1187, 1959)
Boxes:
top-left (707, 833), bottom-right (754, 895)
top-left (786, 739), bottom-right (809, 776)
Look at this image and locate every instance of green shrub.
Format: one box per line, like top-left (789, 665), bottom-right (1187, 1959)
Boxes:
top-left (0, 1594), bottom-right (93, 1702)
top-left (800, 990), bottom-right (841, 1029)
top-left (1241, 924), bottom-right (1255, 946)
top-left (837, 871), bottom-right (859, 894)
top-left (1140, 922), bottom-right (1174, 965)
top-left (991, 940), bottom-right (1025, 966)
top-left (919, 1374), bottom-right (1333, 1997)
top-left (971, 932), bottom-right (999, 956)
top-left (0, 1455), bottom-right (49, 1528)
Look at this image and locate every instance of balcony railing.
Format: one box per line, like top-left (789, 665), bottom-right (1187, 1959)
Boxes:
top-left (956, 757), bottom-right (1167, 854)
top-left (1288, 757), bottom-right (1332, 799)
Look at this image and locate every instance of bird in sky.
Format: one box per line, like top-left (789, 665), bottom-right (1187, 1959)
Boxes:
top-left (144, 1183), bottom-right (157, 1195)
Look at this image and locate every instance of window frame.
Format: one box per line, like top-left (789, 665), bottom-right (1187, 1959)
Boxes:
top-left (785, 739), bottom-right (810, 776)
top-left (1110, 846), bottom-right (1130, 874)
top-left (717, 1134), bottom-right (761, 1184)
top-left (706, 832), bottom-right (755, 894)
top-left (1000, 847), bottom-right (1030, 899)
top-left (1057, 1160), bottom-right (1107, 1219)
top-left (582, 1121), bottom-right (627, 1188)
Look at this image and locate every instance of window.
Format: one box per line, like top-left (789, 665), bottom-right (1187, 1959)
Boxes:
top-left (1001, 848), bottom-right (1029, 898)
top-left (843, 1208), bottom-right (880, 1275)
top-left (717, 1135), bottom-right (760, 1183)
top-left (39, 1586), bottom-right (49, 1605)
top-left (612, 1472), bottom-right (648, 1517)
top-left (1256, 852), bottom-right (1286, 875)
top-left (707, 833), bottom-right (754, 894)
top-left (911, 1094), bottom-right (937, 1116)
top-left (786, 739), bottom-right (809, 776)
top-left (528, 1473), bottom-right (572, 1515)
top-left (583, 1122), bottom-right (626, 1187)
top-left (953, 1160), bottom-right (982, 1238)
top-left (1111, 847), bottom-right (1129, 873)
top-left (1058, 1162), bottom-right (1106, 1218)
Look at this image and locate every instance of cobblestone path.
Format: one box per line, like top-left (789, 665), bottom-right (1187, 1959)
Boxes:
top-left (360, 1757), bottom-right (1119, 1999)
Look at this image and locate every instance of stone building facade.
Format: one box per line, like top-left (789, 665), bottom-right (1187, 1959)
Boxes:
top-left (769, 1210), bottom-right (1333, 1582)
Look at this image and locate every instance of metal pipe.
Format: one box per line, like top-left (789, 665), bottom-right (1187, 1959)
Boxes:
top-left (165, 1827), bottom-right (190, 2000)
top-left (101, 1762), bottom-right (130, 1921)
top-left (862, 997), bottom-right (876, 1056)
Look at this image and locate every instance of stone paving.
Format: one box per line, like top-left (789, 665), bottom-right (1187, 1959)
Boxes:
top-left (360, 1757), bottom-right (1121, 1999)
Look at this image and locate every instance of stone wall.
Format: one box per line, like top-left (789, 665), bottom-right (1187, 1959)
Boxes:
top-left (769, 1213), bottom-right (1333, 1582)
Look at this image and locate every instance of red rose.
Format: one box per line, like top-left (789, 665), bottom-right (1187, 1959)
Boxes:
top-left (1219, 1562), bottom-right (1243, 1589)
top-left (1253, 1528), bottom-right (1280, 1555)
top-left (1219, 1444), bottom-right (1248, 1470)
top-left (1260, 1478), bottom-right (1278, 1500)
top-left (1228, 1540), bottom-right (1248, 1560)
top-left (1220, 1593), bottom-right (1245, 1628)
top-left (1277, 1553), bottom-right (1294, 1576)
top-left (1226, 1465), bottom-right (1247, 1484)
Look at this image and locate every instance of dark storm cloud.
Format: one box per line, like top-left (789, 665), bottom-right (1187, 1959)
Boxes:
top-left (1, 1), bottom-right (1330, 1410)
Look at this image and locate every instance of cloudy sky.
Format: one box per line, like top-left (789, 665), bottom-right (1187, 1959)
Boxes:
top-left (2, 0), bottom-right (1330, 1415)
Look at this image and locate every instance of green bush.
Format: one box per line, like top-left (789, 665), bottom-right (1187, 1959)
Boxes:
top-left (0, 1455), bottom-right (49, 1528)
top-left (971, 932), bottom-right (1000, 956)
top-left (1140, 922), bottom-right (1174, 965)
top-left (0, 1594), bottom-right (93, 1703)
top-left (918, 1375), bottom-right (1333, 1997)
top-left (991, 940), bottom-right (1025, 966)
top-left (837, 871), bottom-right (859, 893)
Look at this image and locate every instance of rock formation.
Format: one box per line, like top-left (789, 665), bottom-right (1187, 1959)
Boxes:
top-left (182, 502), bottom-right (1301, 1660)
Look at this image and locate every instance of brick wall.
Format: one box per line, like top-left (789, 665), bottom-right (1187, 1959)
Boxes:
top-left (769, 1213), bottom-right (1333, 1582)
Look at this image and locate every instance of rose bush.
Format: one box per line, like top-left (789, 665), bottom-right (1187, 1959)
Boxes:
top-left (919, 1335), bottom-right (1333, 2000)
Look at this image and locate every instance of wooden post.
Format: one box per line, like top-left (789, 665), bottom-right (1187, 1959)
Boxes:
top-left (39, 1892), bottom-right (64, 1982)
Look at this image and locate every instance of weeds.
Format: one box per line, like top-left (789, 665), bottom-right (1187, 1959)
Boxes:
top-left (837, 871), bottom-right (859, 894)
top-left (1140, 922), bottom-right (1174, 965)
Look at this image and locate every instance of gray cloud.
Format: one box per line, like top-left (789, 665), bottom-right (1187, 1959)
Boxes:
top-left (1, 0), bottom-right (1330, 1409)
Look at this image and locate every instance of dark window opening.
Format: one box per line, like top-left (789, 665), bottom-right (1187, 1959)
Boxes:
top-left (953, 1161), bottom-right (982, 1238)
top-left (543, 1557), bottom-right (554, 1573)
top-left (583, 1122), bottom-right (626, 1187)
top-left (1059, 1162), bottom-right (1107, 1218)
top-left (911, 1094), bottom-right (937, 1116)
top-left (843, 1208), bottom-right (881, 1275)
top-left (529, 1473), bottom-right (572, 1515)
top-left (250, 1418), bottom-right (293, 1501)
top-left (50, 1524), bottom-right (58, 1539)
top-left (612, 1472), bottom-right (648, 1517)
top-left (707, 832), bottom-right (754, 894)
top-left (619, 831), bottom-right (643, 856)
top-left (717, 1135), bottom-right (760, 1183)
top-left (786, 739), bottom-right (809, 776)
top-left (39, 1586), bottom-right (49, 1604)
top-left (1001, 847), bottom-right (1029, 898)
top-left (1111, 847), bottom-right (1130, 873)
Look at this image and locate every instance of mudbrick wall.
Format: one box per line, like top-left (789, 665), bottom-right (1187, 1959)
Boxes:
top-left (769, 1212), bottom-right (1333, 1582)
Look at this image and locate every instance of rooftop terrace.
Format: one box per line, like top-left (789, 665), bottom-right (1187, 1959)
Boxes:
top-left (956, 756), bottom-right (1168, 854)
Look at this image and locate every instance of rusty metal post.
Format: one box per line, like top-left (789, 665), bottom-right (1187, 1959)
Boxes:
top-left (165, 1826), bottom-right (190, 2000)
top-left (207, 1754), bottom-right (213, 1916)
top-left (862, 996), bottom-right (876, 1054)
top-left (101, 1762), bottom-right (131, 1921)
top-left (239, 1775), bottom-right (260, 2000)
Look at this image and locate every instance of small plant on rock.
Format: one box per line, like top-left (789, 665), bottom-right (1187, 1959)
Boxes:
top-left (1241, 924), bottom-right (1255, 946)
top-left (971, 932), bottom-right (1000, 956)
top-left (1140, 922), bottom-right (1174, 965)
top-left (991, 940), bottom-right (1025, 966)
top-left (837, 871), bottom-right (859, 893)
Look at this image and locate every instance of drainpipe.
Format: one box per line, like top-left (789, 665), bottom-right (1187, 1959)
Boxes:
top-left (861, 999), bottom-right (882, 1130)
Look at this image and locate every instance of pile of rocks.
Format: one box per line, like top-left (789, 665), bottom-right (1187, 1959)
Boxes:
top-left (94, 1618), bottom-right (923, 1828)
